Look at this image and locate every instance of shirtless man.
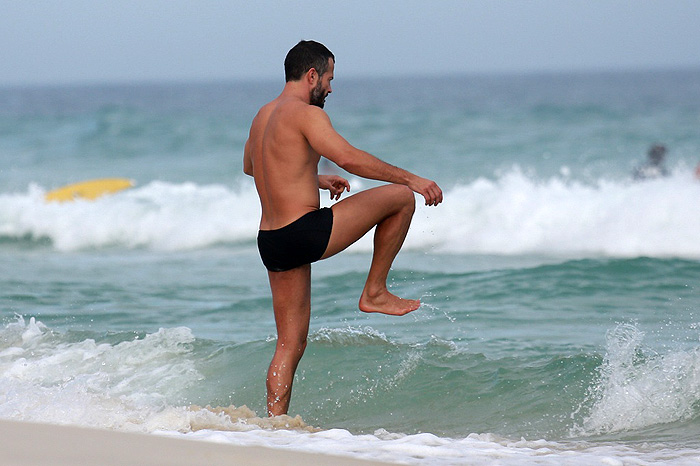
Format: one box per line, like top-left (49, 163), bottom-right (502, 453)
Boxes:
top-left (243, 40), bottom-right (442, 416)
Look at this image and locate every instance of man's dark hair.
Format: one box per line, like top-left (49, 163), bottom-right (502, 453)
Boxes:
top-left (284, 40), bottom-right (335, 82)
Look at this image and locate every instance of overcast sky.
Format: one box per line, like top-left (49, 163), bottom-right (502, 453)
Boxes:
top-left (1, 0), bottom-right (699, 86)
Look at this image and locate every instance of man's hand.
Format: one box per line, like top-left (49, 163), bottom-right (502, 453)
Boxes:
top-left (408, 176), bottom-right (443, 206)
top-left (319, 174), bottom-right (351, 200)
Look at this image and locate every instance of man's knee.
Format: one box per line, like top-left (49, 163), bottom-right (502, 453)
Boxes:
top-left (392, 184), bottom-right (415, 214)
top-left (296, 338), bottom-right (308, 355)
top-left (277, 335), bottom-right (307, 357)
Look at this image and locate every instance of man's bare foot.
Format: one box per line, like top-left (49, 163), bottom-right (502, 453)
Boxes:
top-left (359, 289), bottom-right (420, 316)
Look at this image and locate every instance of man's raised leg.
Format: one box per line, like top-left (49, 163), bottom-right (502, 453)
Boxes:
top-left (266, 264), bottom-right (311, 416)
top-left (322, 184), bottom-right (418, 315)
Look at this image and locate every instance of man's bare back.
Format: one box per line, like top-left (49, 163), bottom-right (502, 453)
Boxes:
top-left (243, 40), bottom-right (442, 416)
top-left (245, 95), bottom-right (335, 231)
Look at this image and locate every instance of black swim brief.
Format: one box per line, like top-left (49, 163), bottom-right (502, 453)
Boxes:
top-left (257, 207), bottom-right (334, 272)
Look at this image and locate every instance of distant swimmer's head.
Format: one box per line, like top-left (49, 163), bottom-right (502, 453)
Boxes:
top-left (648, 144), bottom-right (667, 164)
top-left (285, 40), bottom-right (335, 108)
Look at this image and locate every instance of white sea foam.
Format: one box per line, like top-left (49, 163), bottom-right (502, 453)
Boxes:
top-left (0, 181), bottom-right (260, 251)
top-left (164, 427), bottom-right (700, 465)
top-left (0, 316), bottom-right (203, 431)
top-left (406, 168), bottom-right (700, 258)
top-left (1, 169), bottom-right (700, 256)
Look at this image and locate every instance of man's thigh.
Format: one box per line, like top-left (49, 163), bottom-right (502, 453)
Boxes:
top-left (322, 184), bottom-right (414, 259)
top-left (268, 265), bottom-right (311, 340)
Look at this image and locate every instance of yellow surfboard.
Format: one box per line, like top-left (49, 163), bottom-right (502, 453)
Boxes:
top-left (45, 178), bottom-right (134, 202)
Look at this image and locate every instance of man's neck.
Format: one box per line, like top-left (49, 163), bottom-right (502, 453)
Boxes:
top-left (280, 80), bottom-right (310, 105)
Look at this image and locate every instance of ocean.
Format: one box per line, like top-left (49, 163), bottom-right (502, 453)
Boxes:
top-left (2, 69), bottom-right (700, 464)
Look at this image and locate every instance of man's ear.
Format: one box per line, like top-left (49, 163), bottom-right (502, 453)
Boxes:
top-left (306, 68), bottom-right (318, 85)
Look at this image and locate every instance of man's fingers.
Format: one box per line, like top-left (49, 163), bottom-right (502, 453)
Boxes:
top-left (423, 185), bottom-right (443, 206)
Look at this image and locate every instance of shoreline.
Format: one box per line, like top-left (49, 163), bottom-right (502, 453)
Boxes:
top-left (0, 419), bottom-right (398, 466)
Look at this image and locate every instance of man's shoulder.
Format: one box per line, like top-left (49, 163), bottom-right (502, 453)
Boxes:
top-left (251, 102), bottom-right (274, 127)
top-left (296, 103), bottom-right (330, 126)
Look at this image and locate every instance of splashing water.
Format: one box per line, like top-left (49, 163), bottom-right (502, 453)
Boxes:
top-left (575, 323), bottom-right (700, 436)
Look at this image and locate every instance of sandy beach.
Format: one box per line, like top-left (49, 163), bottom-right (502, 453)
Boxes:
top-left (0, 419), bottom-right (398, 466)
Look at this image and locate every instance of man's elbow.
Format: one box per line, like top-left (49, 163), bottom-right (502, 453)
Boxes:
top-left (243, 156), bottom-right (254, 176)
top-left (332, 152), bottom-right (357, 173)
top-left (335, 160), bottom-right (357, 175)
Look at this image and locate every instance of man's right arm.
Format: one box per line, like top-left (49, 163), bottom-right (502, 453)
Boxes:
top-left (243, 139), bottom-right (254, 177)
top-left (302, 107), bottom-right (443, 206)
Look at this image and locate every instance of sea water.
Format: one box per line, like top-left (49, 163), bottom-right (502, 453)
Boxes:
top-left (2, 69), bottom-right (700, 464)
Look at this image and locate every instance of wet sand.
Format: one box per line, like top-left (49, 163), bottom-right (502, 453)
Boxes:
top-left (0, 419), bottom-right (398, 466)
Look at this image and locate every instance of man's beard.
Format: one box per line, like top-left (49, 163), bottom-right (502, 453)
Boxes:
top-left (310, 81), bottom-right (327, 108)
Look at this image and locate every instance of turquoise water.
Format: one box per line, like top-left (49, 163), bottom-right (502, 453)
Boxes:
top-left (2, 70), bottom-right (700, 464)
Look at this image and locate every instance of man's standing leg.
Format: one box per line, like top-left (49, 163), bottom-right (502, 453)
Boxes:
top-left (266, 264), bottom-right (311, 416)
